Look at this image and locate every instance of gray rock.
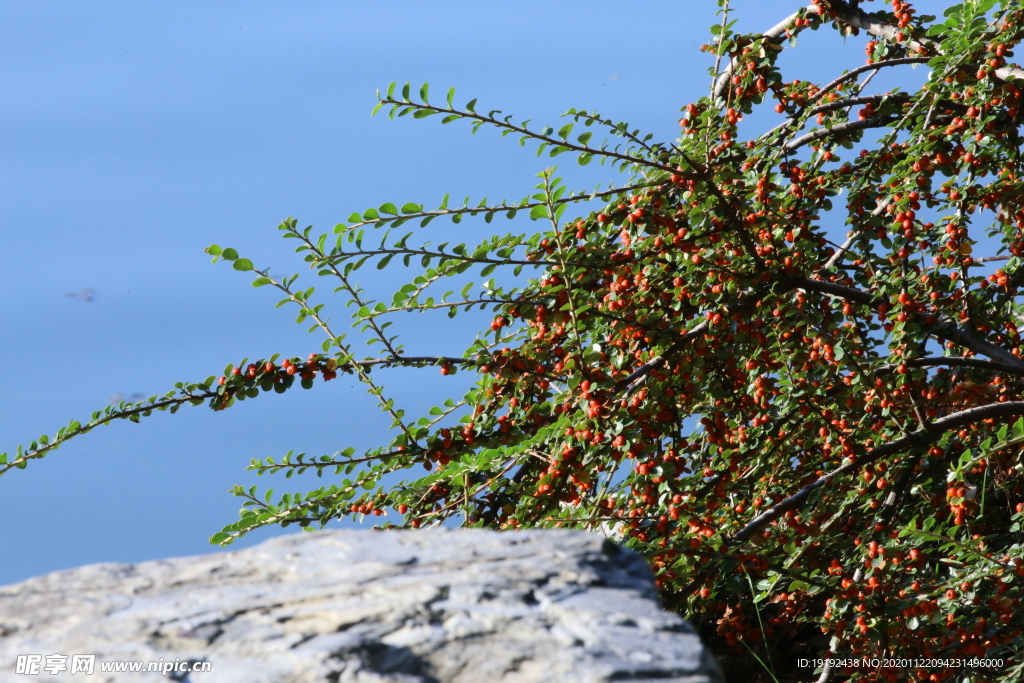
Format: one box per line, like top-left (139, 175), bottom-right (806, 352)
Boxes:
top-left (0, 529), bottom-right (723, 683)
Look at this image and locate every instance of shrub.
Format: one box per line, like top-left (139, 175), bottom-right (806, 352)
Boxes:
top-left (8, 1), bottom-right (1024, 680)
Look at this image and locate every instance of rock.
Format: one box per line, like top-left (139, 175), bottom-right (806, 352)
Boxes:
top-left (0, 529), bottom-right (723, 683)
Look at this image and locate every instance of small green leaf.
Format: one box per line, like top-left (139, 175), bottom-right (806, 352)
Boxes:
top-left (380, 202), bottom-right (398, 215)
top-left (446, 86), bottom-right (455, 108)
top-left (205, 244), bottom-right (223, 256)
top-left (401, 202), bottom-right (421, 214)
top-left (401, 82), bottom-right (411, 101)
top-left (222, 248), bottom-right (239, 261)
top-left (251, 277), bottom-right (272, 287)
top-left (386, 82), bottom-right (396, 99)
top-left (466, 98), bottom-right (477, 114)
top-left (233, 258), bottom-right (254, 271)
top-left (419, 82), bottom-right (429, 103)
top-left (363, 208), bottom-right (380, 221)
top-left (530, 205), bottom-right (549, 220)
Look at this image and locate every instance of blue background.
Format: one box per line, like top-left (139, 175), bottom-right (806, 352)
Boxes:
top-left (1, 1), bottom-right (941, 586)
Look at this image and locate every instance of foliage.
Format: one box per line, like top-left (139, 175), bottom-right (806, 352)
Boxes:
top-left (9, 0), bottom-right (1024, 680)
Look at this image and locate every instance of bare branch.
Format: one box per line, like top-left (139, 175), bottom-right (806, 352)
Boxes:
top-left (783, 115), bottom-right (900, 153)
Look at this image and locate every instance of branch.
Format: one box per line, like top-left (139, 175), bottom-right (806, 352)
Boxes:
top-left (713, 5), bottom-right (816, 102)
top-left (824, 0), bottom-right (1024, 82)
top-left (815, 58), bottom-right (932, 100)
top-left (808, 93), bottom-right (913, 116)
top-left (376, 95), bottom-right (694, 180)
top-left (320, 247), bottom-right (572, 269)
top-left (877, 356), bottom-right (1024, 378)
top-left (336, 181), bottom-right (662, 232)
top-left (1, 390), bottom-right (217, 476)
top-left (616, 285), bottom-right (771, 395)
top-left (782, 275), bottom-right (1024, 372)
top-left (783, 115), bottom-right (900, 153)
top-left (727, 401), bottom-right (1024, 544)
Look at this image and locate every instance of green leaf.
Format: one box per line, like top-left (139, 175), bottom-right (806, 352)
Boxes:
top-left (205, 244), bottom-right (223, 256)
top-left (363, 208), bottom-right (380, 221)
top-left (577, 152), bottom-right (593, 166)
top-left (233, 258), bottom-right (254, 271)
top-left (419, 82), bottom-right (429, 103)
top-left (530, 205), bottom-right (549, 220)
top-left (380, 202), bottom-right (398, 216)
top-left (386, 82), bottom-right (396, 99)
top-left (577, 131), bottom-right (593, 146)
top-left (377, 254), bottom-right (394, 270)
top-left (251, 277), bottom-right (272, 287)
top-left (446, 86), bottom-right (455, 108)
top-left (466, 98), bottom-right (477, 114)
top-left (222, 248), bottom-right (239, 261)
top-left (401, 82), bottom-right (411, 101)
top-left (401, 202), bottom-right (421, 214)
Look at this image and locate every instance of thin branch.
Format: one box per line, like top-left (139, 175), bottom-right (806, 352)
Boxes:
top-left (254, 264), bottom-right (416, 440)
top-left (815, 57), bottom-right (932, 100)
top-left (876, 356), bottom-right (1024, 377)
top-left (377, 96), bottom-right (695, 179)
top-left (319, 247), bottom-right (572, 269)
top-left (782, 275), bottom-right (1024, 371)
top-left (824, 196), bottom-right (891, 270)
top-left (713, 5), bottom-right (816, 102)
top-left (809, 93), bottom-right (913, 116)
top-left (1, 390), bottom-right (216, 476)
top-left (336, 181), bottom-right (662, 232)
top-left (727, 401), bottom-right (1024, 544)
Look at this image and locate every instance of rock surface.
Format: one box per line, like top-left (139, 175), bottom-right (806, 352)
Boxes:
top-left (0, 529), bottom-right (723, 683)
